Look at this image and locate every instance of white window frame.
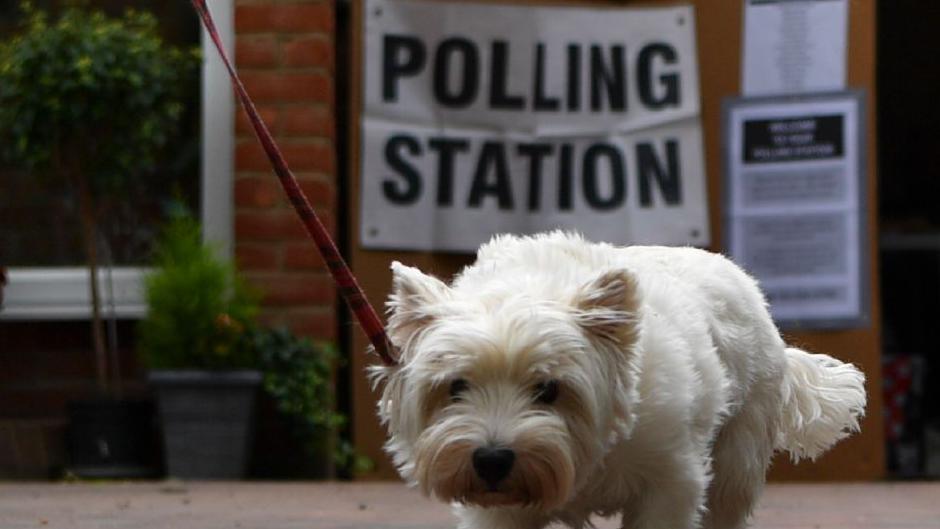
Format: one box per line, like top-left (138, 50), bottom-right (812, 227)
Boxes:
top-left (1, 0), bottom-right (235, 320)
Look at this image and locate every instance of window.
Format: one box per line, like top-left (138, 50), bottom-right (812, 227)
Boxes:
top-left (0, 0), bottom-right (234, 319)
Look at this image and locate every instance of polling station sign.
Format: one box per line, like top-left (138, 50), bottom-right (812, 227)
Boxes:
top-left (359, 0), bottom-right (709, 251)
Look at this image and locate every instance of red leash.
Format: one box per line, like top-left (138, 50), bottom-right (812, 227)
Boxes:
top-left (191, 0), bottom-right (398, 367)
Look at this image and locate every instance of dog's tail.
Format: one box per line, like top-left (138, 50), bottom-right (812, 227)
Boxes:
top-left (775, 347), bottom-right (866, 461)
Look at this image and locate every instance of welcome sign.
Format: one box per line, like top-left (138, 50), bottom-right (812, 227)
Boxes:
top-left (360, 0), bottom-right (709, 251)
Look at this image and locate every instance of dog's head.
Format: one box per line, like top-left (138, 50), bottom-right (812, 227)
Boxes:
top-left (372, 261), bottom-right (641, 510)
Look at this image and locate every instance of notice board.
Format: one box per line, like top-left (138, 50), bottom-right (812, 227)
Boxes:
top-left (348, 0), bottom-right (883, 482)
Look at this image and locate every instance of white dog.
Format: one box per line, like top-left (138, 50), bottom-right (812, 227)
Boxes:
top-left (372, 232), bottom-right (866, 529)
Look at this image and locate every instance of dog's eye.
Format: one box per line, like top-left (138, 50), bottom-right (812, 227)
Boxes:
top-left (449, 378), bottom-right (469, 401)
top-left (534, 380), bottom-right (560, 404)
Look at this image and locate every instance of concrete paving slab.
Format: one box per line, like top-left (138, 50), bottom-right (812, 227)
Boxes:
top-left (0, 481), bottom-right (937, 529)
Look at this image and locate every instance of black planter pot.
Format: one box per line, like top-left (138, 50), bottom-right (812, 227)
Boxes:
top-left (149, 370), bottom-right (261, 479)
top-left (67, 399), bottom-right (159, 478)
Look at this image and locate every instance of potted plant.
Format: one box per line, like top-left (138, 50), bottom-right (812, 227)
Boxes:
top-left (0, 4), bottom-right (197, 477)
top-left (138, 213), bottom-right (262, 479)
top-left (249, 327), bottom-right (349, 479)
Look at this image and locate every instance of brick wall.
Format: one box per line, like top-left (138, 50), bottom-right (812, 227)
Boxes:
top-left (233, 0), bottom-right (339, 343)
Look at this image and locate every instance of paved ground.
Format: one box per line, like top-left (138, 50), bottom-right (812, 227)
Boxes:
top-left (0, 481), bottom-right (938, 529)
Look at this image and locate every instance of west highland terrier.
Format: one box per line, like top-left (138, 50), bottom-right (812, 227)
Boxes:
top-left (372, 232), bottom-right (866, 529)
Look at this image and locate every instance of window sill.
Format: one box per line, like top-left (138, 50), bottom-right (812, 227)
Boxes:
top-left (0, 267), bottom-right (147, 320)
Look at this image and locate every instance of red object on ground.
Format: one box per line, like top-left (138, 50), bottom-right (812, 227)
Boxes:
top-left (190, 0), bottom-right (398, 366)
top-left (0, 266), bottom-right (6, 308)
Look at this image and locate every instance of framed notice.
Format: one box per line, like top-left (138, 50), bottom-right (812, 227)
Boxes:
top-left (723, 92), bottom-right (868, 328)
top-left (359, 0), bottom-right (709, 252)
top-left (741, 0), bottom-right (848, 96)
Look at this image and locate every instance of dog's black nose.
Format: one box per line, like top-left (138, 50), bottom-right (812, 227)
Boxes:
top-left (472, 447), bottom-right (515, 488)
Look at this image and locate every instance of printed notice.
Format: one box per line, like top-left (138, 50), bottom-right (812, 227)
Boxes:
top-left (360, 0), bottom-right (709, 252)
top-left (742, 0), bottom-right (848, 96)
top-left (723, 93), bottom-right (867, 327)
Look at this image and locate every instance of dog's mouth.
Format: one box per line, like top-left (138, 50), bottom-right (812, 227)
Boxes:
top-left (462, 490), bottom-right (526, 507)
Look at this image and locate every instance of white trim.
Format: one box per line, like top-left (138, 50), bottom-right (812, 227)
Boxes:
top-left (201, 0), bottom-right (235, 257)
top-left (1, 268), bottom-right (147, 320)
top-left (0, 0), bottom-right (236, 320)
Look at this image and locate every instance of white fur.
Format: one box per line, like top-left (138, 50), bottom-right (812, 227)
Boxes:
top-left (372, 232), bottom-right (866, 529)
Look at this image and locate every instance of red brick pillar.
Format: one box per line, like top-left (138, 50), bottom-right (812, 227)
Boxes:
top-left (233, 0), bottom-right (337, 342)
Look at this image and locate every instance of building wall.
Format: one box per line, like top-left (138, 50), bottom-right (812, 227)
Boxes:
top-left (0, 0), bottom-right (341, 479)
top-left (233, 0), bottom-right (339, 343)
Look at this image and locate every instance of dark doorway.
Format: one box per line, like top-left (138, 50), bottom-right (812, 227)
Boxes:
top-left (878, 1), bottom-right (940, 478)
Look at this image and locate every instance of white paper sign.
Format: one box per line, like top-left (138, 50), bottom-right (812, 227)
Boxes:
top-left (742, 0), bottom-right (848, 96)
top-left (361, 0), bottom-right (709, 251)
top-left (724, 93), bottom-right (867, 327)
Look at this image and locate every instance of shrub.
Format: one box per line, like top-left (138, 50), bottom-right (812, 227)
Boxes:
top-left (138, 213), bottom-right (259, 370)
top-left (0, 3), bottom-right (199, 182)
top-left (250, 326), bottom-right (371, 474)
top-left (253, 327), bottom-right (342, 430)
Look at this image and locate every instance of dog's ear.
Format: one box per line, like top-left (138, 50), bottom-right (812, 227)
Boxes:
top-left (387, 261), bottom-right (451, 348)
top-left (574, 269), bottom-right (639, 347)
top-left (575, 269), bottom-right (642, 439)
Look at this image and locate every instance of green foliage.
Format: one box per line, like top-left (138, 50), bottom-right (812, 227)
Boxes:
top-left (252, 328), bottom-right (344, 433)
top-left (250, 326), bottom-right (371, 474)
top-left (0, 2), bottom-right (199, 191)
top-left (138, 217), bottom-right (363, 473)
top-left (139, 214), bottom-right (364, 474)
top-left (138, 213), bottom-right (260, 370)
